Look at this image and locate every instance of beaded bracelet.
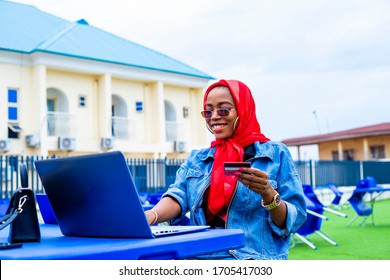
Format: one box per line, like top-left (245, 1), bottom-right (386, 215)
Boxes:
top-left (146, 209), bottom-right (158, 225)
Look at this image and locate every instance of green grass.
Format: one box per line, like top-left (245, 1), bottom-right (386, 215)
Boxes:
top-left (288, 199), bottom-right (390, 260)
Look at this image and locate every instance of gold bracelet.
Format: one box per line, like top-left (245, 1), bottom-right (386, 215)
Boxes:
top-left (146, 210), bottom-right (158, 225)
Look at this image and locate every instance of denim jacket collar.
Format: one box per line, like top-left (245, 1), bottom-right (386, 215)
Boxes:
top-left (196, 141), bottom-right (276, 162)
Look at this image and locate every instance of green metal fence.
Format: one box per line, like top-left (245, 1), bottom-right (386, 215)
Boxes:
top-left (1, 155), bottom-right (389, 200)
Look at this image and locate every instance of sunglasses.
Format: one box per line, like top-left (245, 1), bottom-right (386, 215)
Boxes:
top-left (200, 108), bottom-right (235, 118)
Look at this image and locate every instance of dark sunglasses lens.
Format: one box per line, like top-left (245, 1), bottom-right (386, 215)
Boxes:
top-left (217, 109), bottom-right (230, 116)
top-left (201, 110), bottom-right (212, 118)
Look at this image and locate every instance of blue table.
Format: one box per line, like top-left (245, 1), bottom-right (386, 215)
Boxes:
top-left (0, 224), bottom-right (245, 260)
top-left (353, 187), bottom-right (390, 205)
top-left (352, 186), bottom-right (390, 224)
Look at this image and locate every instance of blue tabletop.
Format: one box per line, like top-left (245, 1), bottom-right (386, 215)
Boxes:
top-left (0, 224), bottom-right (245, 260)
top-left (353, 187), bottom-right (390, 193)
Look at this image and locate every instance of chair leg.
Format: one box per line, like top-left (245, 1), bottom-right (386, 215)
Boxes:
top-left (347, 215), bottom-right (359, 227)
top-left (359, 215), bottom-right (372, 226)
top-left (315, 230), bottom-right (338, 246)
top-left (347, 215), bottom-right (373, 227)
top-left (293, 233), bottom-right (317, 250)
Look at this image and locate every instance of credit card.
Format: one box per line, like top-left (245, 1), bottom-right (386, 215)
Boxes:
top-left (224, 162), bottom-right (251, 176)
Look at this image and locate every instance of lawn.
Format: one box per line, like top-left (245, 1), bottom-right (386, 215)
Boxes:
top-left (288, 199), bottom-right (390, 260)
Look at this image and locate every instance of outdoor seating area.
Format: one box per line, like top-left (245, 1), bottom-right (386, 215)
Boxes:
top-left (292, 196), bottom-right (336, 250)
top-left (346, 176), bottom-right (390, 227)
top-left (291, 184), bottom-right (347, 250)
top-left (289, 197), bottom-right (390, 260)
top-left (292, 176), bottom-right (390, 251)
top-left (1, 155), bottom-right (389, 259)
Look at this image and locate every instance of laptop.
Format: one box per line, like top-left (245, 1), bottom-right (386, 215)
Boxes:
top-left (36, 193), bottom-right (58, 224)
top-left (34, 151), bottom-right (209, 238)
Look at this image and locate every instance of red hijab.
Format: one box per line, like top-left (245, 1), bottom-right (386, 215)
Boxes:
top-left (203, 79), bottom-right (270, 221)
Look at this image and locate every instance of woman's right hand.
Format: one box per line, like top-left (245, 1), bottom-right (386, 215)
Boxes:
top-left (144, 196), bottom-right (182, 225)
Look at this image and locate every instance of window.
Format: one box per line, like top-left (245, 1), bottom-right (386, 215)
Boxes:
top-left (8, 124), bottom-right (23, 139)
top-left (183, 106), bottom-right (189, 118)
top-left (7, 89), bottom-right (21, 139)
top-left (136, 101), bottom-right (143, 112)
top-left (370, 145), bottom-right (385, 159)
top-left (331, 151), bottom-right (339, 160)
top-left (343, 149), bottom-right (354, 161)
top-left (8, 89), bottom-right (18, 121)
top-left (79, 95), bottom-right (86, 107)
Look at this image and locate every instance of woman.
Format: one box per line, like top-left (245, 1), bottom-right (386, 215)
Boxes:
top-left (145, 79), bottom-right (306, 259)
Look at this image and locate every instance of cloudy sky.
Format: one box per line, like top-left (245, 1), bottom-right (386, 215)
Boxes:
top-left (12, 0), bottom-right (390, 158)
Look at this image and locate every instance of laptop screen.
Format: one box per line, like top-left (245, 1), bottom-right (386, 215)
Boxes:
top-left (35, 151), bottom-right (155, 238)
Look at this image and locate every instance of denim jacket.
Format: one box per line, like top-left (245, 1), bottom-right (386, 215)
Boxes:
top-left (163, 141), bottom-right (307, 260)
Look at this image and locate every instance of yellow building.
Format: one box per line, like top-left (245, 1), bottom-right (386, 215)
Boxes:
top-left (282, 122), bottom-right (390, 161)
top-left (0, 1), bottom-right (214, 158)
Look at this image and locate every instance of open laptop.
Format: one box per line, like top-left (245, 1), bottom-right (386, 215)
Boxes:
top-left (34, 151), bottom-right (209, 238)
top-left (36, 193), bottom-right (58, 224)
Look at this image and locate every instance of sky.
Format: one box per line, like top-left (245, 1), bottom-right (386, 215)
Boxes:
top-left (11, 0), bottom-right (390, 159)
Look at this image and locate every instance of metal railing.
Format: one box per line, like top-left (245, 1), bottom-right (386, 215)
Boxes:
top-left (1, 155), bottom-right (389, 200)
top-left (296, 160), bottom-right (390, 186)
top-left (166, 121), bottom-right (187, 142)
top-left (111, 116), bottom-right (137, 140)
top-left (0, 155), bottom-right (185, 200)
top-left (47, 112), bottom-right (77, 137)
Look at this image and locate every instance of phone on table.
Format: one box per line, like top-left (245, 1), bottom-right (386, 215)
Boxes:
top-left (0, 242), bottom-right (23, 250)
top-left (224, 162), bottom-right (251, 176)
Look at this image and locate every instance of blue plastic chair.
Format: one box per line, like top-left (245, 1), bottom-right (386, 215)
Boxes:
top-left (327, 183), bottom-right (344, 207)
top-left (302, 184), bottom-right (348, 218)
top-left (292, 195), bottom-right (337, 250)
top-left (347, 180), bottom-right (373, 227)
top-left (148, 191), bottom-right (165, 205)
top-left (365, 176), bottom-right (379, 188)
top-left (0, 198), bottom-right (10, 217)
top-left (138, 192), bottom-right (149, 205)
top-left (356, 178), bottom-right (369, 189)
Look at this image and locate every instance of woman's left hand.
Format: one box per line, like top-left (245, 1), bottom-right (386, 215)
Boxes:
top-left (235, 167), bottom-right (271, 195)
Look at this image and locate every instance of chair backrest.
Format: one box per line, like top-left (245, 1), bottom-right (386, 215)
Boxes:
top-left (297, 213), bottom-right (322, 236)
top-left (302, 184), bottom-right (324, 208)
top-left (356, 179), bottom-right (369, 189)
top-left (365, 176), bottom-right (377, 188)
top-left (327, 183), bottom-right (343, 205)
top-left (148, 191), bottom-right (165, 205)
top-left (303, 195), bottom-right (324, 232)
top-left (348, 191), bottom-right (372, 216)
top-left (327, 183), bottom-right (343, 195)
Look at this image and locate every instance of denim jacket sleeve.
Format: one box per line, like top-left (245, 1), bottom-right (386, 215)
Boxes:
top-left (162, 148), bottom-right (213, 225)
top-left (252, 141), bottom-right (307, 237)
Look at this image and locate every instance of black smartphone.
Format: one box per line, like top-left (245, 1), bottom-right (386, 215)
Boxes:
top-left (224, 162), bottom-right (251, 176)
top-left (0, 242), bottom-right (23, 250)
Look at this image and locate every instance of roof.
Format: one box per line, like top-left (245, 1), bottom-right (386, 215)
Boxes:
top-left (0, 1), bottom-right (214, 79)
top-left (281, 122), bottom-right (390, 146)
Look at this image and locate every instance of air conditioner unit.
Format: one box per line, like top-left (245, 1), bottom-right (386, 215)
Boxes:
top-left (26, 134), bottom-right (40, 147)
top-left (0, 139), bottom-right (11, 152)
top-left (174, 140), bottom-right (188, 153)
top-left (101, 137), bottom-right (115, 149)
top-left (58, 137), bottom-right (76, 151)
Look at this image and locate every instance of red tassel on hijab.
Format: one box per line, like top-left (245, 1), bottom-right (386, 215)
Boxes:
top-left (204, 79), bottom-right (270, 222)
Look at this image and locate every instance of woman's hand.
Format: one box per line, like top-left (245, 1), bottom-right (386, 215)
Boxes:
top-left (144, 196), bottom-right (182, 225)
top-left (235, 166), bottom-right (286, 228)
top-left (235, 167), bottom-right (272, 197)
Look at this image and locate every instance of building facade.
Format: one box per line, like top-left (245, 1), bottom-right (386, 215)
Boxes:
top-left (282, 123), bottom-right (390, 161)
top-left (0, 1), bottom-right (214, 158)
